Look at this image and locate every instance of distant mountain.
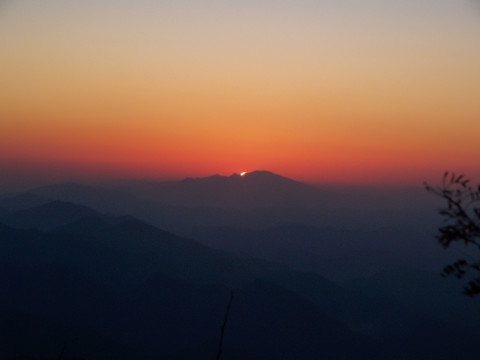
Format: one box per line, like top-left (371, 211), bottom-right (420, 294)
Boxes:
top-left (29, 182), bottom-right (133, 214)
top-left (8, 172), bottom-right (330, 232)
top-left (0, 201), bottom-right (101, 230)
top-left (105, 170), bottom-right (321, 209)
top-left (9, 172), bottom-right (438, 235)
top-left (32, 181), bottom-right (106, 199)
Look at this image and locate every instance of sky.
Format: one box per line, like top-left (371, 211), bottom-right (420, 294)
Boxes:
top-left (1, 0), bottom-right (479, 190)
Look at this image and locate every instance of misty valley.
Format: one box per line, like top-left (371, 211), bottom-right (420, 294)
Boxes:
top-left (0, 171), bottom-right (479, 359)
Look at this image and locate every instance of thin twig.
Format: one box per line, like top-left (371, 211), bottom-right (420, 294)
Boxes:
top-left (57, 341), bottom-right (67, 360)
top-left (215, 291), bottom-right (234, 360)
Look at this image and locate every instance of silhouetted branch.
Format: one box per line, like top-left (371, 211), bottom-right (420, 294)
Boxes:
top-left (215, 291), bottom-right (234, 360)
top-left (426, 171), bottom-right (480, 296)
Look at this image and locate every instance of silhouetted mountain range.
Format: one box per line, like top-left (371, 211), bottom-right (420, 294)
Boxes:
top-left (0, 171), bottom-right (438, 234)
top-left (0, 206), bottom-right (374, 359)
top-left (102, 170), bottom-right (319, 209)
top-left (0, 199), bottom-right (478, 359)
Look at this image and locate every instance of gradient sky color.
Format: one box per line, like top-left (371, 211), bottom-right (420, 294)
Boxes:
top-left (1, 0), bottom-right (479, 190)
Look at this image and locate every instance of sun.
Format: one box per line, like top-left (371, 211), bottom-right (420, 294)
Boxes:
top-left (240, 172), bottom-right (247, 176)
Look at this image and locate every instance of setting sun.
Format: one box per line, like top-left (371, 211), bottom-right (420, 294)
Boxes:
top-left (0, 0), bottom-right (479, 189)
top-left (240, 172), bottom-right (247, 176)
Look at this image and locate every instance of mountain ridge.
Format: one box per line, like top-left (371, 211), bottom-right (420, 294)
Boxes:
top-left (0, 212), bottom-right (384, 359)
top-left (0, 200), bottom-right (101, 231)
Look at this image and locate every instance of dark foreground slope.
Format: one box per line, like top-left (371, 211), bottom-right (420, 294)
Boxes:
top-left (0, 208), bottom-right (377, 360)
top-left (0, 201), bottom-right (478, 359)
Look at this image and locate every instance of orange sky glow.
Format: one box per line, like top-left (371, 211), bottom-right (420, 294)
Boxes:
top-left (1, 1), bottom-right (479, 189)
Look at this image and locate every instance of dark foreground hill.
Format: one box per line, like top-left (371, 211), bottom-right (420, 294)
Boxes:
top-left (0, 207), bottom-right (376, 360)
top-left (0, 201), bottom-right (478, 359)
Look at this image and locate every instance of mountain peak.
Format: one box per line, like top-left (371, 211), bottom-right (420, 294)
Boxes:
top-left (244, 170), bottom-right (289, 178)
top-left (180, 171), bottom-right (301, 185)
top-left (232, 170), bottom-right (305, 186)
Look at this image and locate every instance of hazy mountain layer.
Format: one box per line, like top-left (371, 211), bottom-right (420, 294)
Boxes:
top-left (0, 172), bottom-right (476, 359)
top-left (0, 199), bottom-right (477, 359)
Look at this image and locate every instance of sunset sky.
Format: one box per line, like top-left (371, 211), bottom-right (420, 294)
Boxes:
top-left (1, 0), bottom-right (479, 189)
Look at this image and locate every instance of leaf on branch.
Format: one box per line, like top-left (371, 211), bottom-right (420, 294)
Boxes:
top-left (463, 278), bottom-right (480, 297)
top-left (428, 172), bottom-right (480, 296)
